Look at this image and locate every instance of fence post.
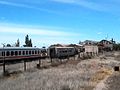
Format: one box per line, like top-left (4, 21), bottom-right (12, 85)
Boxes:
top-left (39, 59), bottom-right (41, 68)
top-left (24, 60), bottom-right (26, 71)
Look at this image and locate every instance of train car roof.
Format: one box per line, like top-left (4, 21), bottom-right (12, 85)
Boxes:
top-left (0, 47), bottom-right (43, 50)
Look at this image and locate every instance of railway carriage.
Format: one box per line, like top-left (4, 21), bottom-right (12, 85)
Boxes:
top-left (48, 46), bottom-right (77, 59)
top-left (0, 47), bottom-right (47, 62)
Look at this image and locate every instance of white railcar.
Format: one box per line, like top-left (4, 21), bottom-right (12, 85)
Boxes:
top-left (0, 47), bottom-right (47, 62)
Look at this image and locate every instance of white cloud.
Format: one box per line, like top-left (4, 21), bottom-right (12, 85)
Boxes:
top-left (0, 24), bottom-right (79, 37)
top-left (32, 37), bottom-right (77, 47)
top-left (0, 1), bottom-right (62, 14)
top-left (0, 17), bottom-right (5, 20)
top-left (0, 0), bottom-right (108, 13)
top-left (97, 32), bottom-right (102, 35)
top-left (52, 0), bottom-right (76, 4)
top-left (0, 24), bottom-right (80, 47)
top-left (51, 0), bottom-right (108, 11)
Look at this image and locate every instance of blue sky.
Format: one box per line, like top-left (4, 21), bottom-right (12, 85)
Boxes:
top-left (0, 0), bottom-right (120, 47)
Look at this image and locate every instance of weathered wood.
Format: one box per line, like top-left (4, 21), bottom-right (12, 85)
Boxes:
top-left (51, 58), bottom-right (53, 63)
top-left (74, 55), bottom-right (75, 60)
top-left (37, 59), bottom-right (41, 68)
top-left (78, 53), bottom-right (80, 58)
top-left (3, 51), bottom-right (6, 75)
top-left (39, 59), bottom-right (41, 66)
top-left (67, 56), bottom-right (69, 60)
top-left (3, 59), bottom-right (5, 75)
top-left (24, 60), bottom-right (26, 71)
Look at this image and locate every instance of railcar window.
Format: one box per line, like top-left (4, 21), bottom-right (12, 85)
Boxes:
top-left (19, 51), bottom-right (21, 55)
top-left (65, 51), bottom-right (67, 53)
top-left (83, 48), bottom-right (85, 52)
top-left (86, 52), bottom-right (89, 54)
top-left (29, 51), bottom-right (31, 55)
top-left (62, 51), bottom-right (67, 53)
top-left (22, 51), bottom-right (25, 55)
top-left (2, 52), bottom-right (3, 56)
top-left (41, 50), bottom-right (43, 53)
top-left (0, 51), bottom-right (1, 56)
top-left (32, 51), bottom-right (34, 54)
top-left (2, 52), bottom-right (5, 56)
top-left (11, 51), bottom-right (14, 56)
top-left (15, 51), bottom-right (18, 56)
top-left (26, 51), bottom-right (28, 55)
top-left (6, 51), bottom-right (10, 56)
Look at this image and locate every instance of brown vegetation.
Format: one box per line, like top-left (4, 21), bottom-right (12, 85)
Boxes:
top-left (0, 52), bottom-right (120, 90)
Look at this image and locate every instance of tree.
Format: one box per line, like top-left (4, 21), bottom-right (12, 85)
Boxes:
top-left (25, 35), bottom-right (29, 47)
top-left (111, 38), bottom-right (116, 44)
top-left (29, 39), bottom-right (32, 47)
top-left (24, 35), bottom-right (33, 47)
top-left (16, 39), bottom-right (20, 47)
top-left (79, 40), bottom-right (82, 44)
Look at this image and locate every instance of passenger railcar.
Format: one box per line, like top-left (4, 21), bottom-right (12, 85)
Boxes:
top-left (0, 47), bottom-right (47, 62)
top-left (48, 46), bottom-right (77, 59)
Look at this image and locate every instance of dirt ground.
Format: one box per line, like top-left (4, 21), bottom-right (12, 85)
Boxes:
top-left (0, 51), bottom-right (120, 90)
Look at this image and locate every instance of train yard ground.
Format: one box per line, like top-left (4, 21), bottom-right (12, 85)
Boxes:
top-left (0, 52), bottom-right (120, 90)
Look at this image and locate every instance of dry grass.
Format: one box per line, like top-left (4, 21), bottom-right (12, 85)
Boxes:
top-left (105, 73), bottom-right (120, 90)
top-left (0, 59), bottom-right (96, 90)
top-left (91, 68), bottom-right (112, 83)
top-left (0, 52), bottom-right (119, 90)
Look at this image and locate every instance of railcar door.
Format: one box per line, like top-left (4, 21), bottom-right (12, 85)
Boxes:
top-left (49, 48), bottom-right (56, 58)
top-left (0, 51), bottom-right (2, 60)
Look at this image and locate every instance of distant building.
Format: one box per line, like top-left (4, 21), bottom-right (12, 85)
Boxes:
top-left (49, 44), bottom-right (63, 48)
top-left (67, 44), bottom-right (84, 53)
top-left (80, 40), bottom-right (98, 45)
top-left (84, 45), bottom-right (98, 56)
top-left (98, 39), bottom-right (113, 52)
